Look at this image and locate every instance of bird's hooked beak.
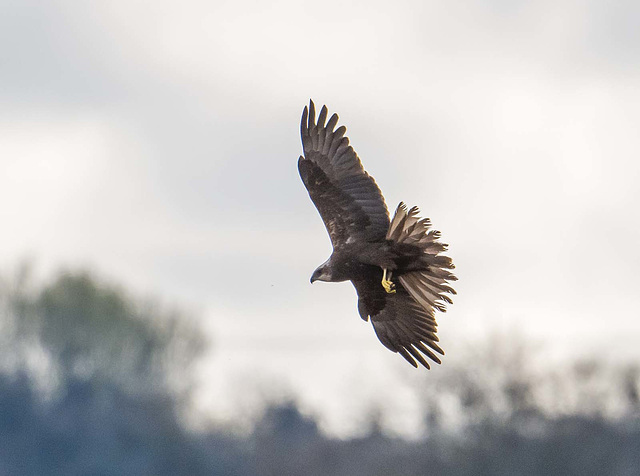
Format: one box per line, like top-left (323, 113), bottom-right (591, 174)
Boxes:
top-left (310, 260), bottom-right (331, 284)
top-left (310, 266), bottom-right (326, 284)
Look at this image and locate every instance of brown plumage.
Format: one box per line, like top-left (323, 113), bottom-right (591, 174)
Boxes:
top-left (299, 100), bottom-right (456, 369)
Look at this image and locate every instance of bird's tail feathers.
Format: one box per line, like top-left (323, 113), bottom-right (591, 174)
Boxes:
top-left (387, 202), bottom-right (457, 313)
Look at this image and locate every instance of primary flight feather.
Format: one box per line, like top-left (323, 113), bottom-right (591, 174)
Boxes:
top-left (298, 100), bottom-right (456, 369)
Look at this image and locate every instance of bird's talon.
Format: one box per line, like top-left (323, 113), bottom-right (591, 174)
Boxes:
top-left (382, 268), bottom-right (396, 294)
top-left (382, 279), bottom-right (396, 294)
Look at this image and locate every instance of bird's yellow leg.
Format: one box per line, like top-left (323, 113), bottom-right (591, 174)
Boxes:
top-left (382, 268), bottom-right (396, 294)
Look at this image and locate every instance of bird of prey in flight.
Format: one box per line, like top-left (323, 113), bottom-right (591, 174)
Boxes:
top-left (298, 100), bottom-right (456, 369)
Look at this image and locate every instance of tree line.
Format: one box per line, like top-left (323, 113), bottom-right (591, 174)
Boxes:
top-left (0, 268), bottom-right (638, 475)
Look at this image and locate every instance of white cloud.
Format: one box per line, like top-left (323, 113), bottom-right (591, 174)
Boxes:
top-left (0, 115), bottom-right (111, 248)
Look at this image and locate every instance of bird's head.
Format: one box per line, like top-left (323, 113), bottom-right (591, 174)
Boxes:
top-left (310, 260), bottom-right (332, 283)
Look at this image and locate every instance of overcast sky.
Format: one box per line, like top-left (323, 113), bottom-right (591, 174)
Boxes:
top-left (1, 0), bottom-right (639, 436)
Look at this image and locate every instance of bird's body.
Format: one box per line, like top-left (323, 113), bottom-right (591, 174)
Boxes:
top-left (311, 241), bottom-right (394, 283)
top-left (298, 100), bottom-right (456, 369)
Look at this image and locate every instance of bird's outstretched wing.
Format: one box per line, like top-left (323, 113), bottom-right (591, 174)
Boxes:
top-left (352, 274), bottom-right (444, 369)
top-left (298, 100), bottom-right (389, 247)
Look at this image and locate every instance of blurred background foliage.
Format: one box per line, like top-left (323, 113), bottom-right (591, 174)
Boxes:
top-left (1, 267), bottom-right (639, 475)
